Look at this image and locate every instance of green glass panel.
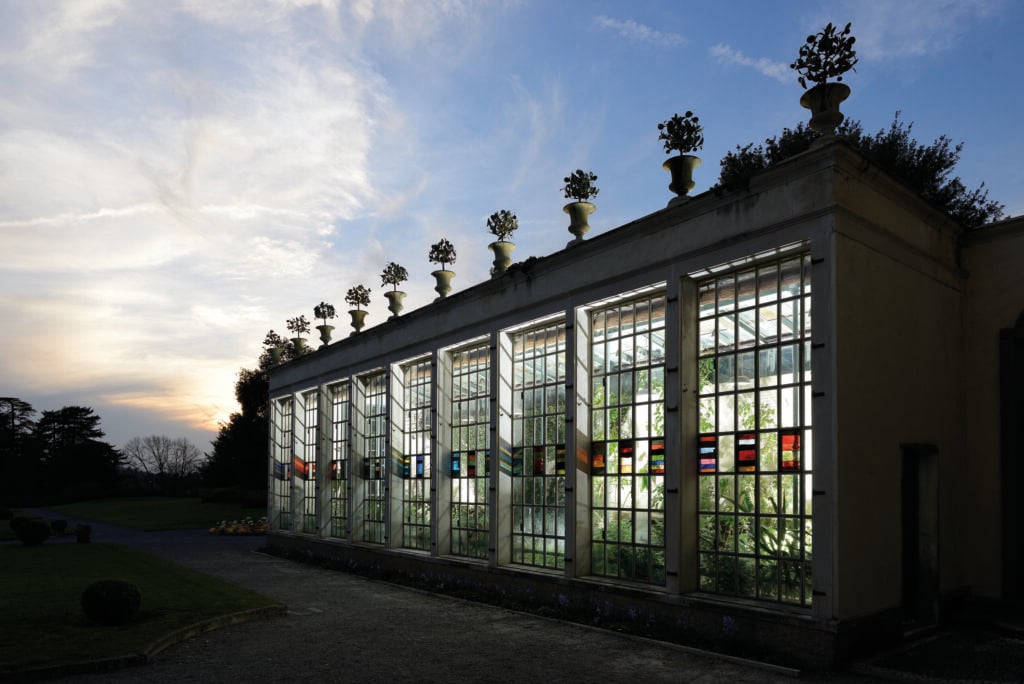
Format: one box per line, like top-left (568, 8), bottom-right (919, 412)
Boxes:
top-left (699, 476), bottom-right (716, 511)
top-left (636, 475), bottom-right (649, 508)
top-left (698, 514), bottom-right (716, 550)
top-left (737, 392), bottom-right (756, 430)
top-left (651, 367), bottom-right (665, 400)
top-left (759, 392), bottom-right (778, 430)
top-left (737, 474), bottom-right (756, 514)
top-left (759, 432), bottom-right (778, 470)
top-left (717, 515), bottom-right (735, 551)
top-left (699, 396), bottom-right (716, 433)
top-left (699, 552), bottom-right (716, 590)
top-left (718, 475), bottom-right (735, 512)
top-left (716, 555), bottom-right (737, 593)
top-left (781, 474), bottom-right (800, 515)
top-left (737, 515), bottom-right (756, 553)
top-left (758, 559), bottom-right (779, 600)
top-left (759, 475), bottom-right (778, 512)
top-left (651, 512), bottom-right (665, 545)
top-left (719, 434), bottom-right (735, 472)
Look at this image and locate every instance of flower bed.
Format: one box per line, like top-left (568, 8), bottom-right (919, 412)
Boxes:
top-left (209, 517), bottom-right (267, 535)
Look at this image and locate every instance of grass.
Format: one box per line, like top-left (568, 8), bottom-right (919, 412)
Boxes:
top-left (0, 543), bottom-right (281, 672)
top-left (47, 497), bottom-right (266, 531)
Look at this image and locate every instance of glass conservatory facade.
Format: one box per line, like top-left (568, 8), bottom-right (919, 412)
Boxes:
top-left (267, 141), bottom-right (1010, 668)
top-left (270, 247), bottom-right (812, 598)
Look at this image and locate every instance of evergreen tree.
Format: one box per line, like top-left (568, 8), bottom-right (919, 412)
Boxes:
top-left (0, 398), bottom-right (42, 503)
top-left (202, 368), bottom-right (269, 493)
top-left (34, 406), bottom-right (122, 500)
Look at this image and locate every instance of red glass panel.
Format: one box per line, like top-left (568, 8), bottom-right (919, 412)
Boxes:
top-left (619, 439), bottom-right (635, 474)
top-left (591, 442), bottom-right (606, 475)
top-left (738, 432), bottom-right (757, 472)
top-left (651, 439), bottom-right (666, 474)
top-left (533, 446), bottom-right (546, 475)
top-left (699, 435), bottom-right (717, 473)
top-left (781, 430), bottom-right (802, 471)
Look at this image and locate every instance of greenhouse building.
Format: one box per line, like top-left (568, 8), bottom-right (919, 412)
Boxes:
top-left (266, 137), bottom-right (1024, 669)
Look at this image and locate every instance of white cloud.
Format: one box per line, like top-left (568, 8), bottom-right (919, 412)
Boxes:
top-left (0, 1), bottom-right (398, 439)
top-left (709, 44), bottom-right (790, 83)
top-left (0, 0), bottom-right (124, 81)
top-left (827, 0), bottom-right (1006, 60)
top-left (594, 15), bottom-right (685, 47)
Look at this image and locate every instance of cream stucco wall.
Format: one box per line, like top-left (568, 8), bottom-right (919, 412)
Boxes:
top-left (963, 217), bottom-right (1024, 597)
top-left (829, 157), bottom-right (967, 620)
top-left (833, 231), bottom-right (963, 618)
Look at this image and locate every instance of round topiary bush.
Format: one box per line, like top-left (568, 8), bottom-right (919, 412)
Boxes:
top-left (9, 515), bottom-right (29, 533)
top-left (80, 580), bottom-right (142, 626)
top-left (14, 518), bottom-right (51, 546)
top-left (75, 523), bottom-right (92, 543)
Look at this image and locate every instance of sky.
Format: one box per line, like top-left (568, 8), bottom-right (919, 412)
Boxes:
top-left (1, 0), bottom-right (1021, 453)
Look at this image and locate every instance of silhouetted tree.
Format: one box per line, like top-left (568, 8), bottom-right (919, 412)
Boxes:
top-left (202, 367), bottom-right (269, 494)
top-left (123, 435), bottom-right (205, 495)
top-left (717, 113), bottom-right (1004, 228)
top-left (34, 406), bottom-right (122, 501)
top-left (0, 397), bottom-right (42, 504)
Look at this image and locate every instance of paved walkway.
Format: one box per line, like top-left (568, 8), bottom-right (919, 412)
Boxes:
top-left (13, 510), bottom-right (1024, 683)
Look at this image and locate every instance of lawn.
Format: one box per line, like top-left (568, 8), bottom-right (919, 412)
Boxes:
top-left (47, 496), bottom-right (266, 531)
top-left (0, 543), bottom-right (281, 672)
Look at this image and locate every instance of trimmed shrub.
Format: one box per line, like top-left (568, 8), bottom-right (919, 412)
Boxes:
top-left (15, 518), bottom-right (51, 546)
top-left (75, 523), bottom-right (92, 543)
top-left (51, 519), bottom-right (68, 534)
top-left (80, 580), bottom-right (142, 626)
top-left (9, 515), bottom-right (29, 532)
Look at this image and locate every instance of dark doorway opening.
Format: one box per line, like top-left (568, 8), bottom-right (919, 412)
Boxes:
top-left (1000, 312), bottom-right (1024, 599)
top-left (901, 443), bottom-right (939, 625)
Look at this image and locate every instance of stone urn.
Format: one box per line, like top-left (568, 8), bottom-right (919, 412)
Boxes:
top-left (432, 269), bottom-right (455, 300)
top-left (269, 345), bottom-right (283, 365)
top-left (316, 324), bottom-right (334, 347)
top-left (290, 337), bottom-right (308, 354)
top-left (489, 241), bottom-right (515, 276)
top-left (663, 154), bottom-right (701, 204)
top-left (564, 201), bottom-right (595, 245)
top-left (384, 290), bottom-right (406, 318)
top-left (349, 309), bottom-right (368, 334)
top-left (800, 82), bottom-right (850, 137)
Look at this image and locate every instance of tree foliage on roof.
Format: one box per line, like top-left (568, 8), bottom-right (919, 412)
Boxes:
top-left (716, 112), bottom-right (1004, 228)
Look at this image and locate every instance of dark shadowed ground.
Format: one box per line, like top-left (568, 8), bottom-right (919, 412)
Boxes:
top-left (12, 511), bottom-right (1024, 684)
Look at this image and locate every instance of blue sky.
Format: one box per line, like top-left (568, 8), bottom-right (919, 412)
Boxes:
top-left (1, 0), bottom-right (1020, 451)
